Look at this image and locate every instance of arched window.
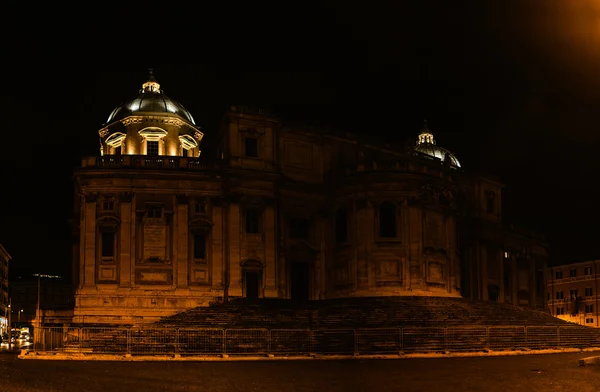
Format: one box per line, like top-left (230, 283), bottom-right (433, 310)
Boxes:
top-left (379, 202), bottom-right (397, 238)
top-left (334, 209), bottom-right (348, 244)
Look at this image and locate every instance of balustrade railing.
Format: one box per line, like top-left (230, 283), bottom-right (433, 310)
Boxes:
top-left (30, 325), bottom-right (600, 357)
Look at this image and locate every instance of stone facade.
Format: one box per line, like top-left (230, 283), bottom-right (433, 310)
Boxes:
top-left (71, 74), bottom-right (548, 325)
top-left (547, 260), bottom-right (600, 327)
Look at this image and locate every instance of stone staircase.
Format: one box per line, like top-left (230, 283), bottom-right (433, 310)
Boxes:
top-left (154, 296), bottom-right (577, 329)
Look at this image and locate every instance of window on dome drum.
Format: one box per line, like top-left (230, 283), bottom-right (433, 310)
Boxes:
top-left (147, 206), bottom-right (162, 219)
top-left (334, 209), bottom-right (348, 244)
top-left (193, 234), bottom-right (206, 260)
top-left (245, 210), bottom-right (260, 233)
top-left (289, 218), bottom-right (310, 240)
top-left (378, 202), bottom-right (397, 238)
top-left (244, 137), bottom-right (258, 157)
top-left (101, 231), bottom-right (115, 259)
top-left (570, 268), bottom-right (577, 278)
top-left (147, 140), bottom-right (159, 156)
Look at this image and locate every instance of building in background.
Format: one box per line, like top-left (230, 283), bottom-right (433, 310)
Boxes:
top-left (0, 244), bottom-right (10, 333)
top-left (71, 72), bottom-right (548, 325)
top-left (547, 260), bottom-right (599, 327)
top-left (8, 274), bottom-right (74, 330)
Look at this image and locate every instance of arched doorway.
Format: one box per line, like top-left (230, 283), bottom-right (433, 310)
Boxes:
top-left (241, 260), bottom-right (263, 300)
top-left (290, 261), bottom-right (310, 302)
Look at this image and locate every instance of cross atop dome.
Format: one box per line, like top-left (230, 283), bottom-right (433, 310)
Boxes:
top-left (416, 119), bottom-right (435, 145)
top-left (141, 68), bottom-right (161, 93)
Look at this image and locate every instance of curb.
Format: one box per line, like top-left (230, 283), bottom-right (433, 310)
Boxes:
top-left (579, 356), bottom-right (600, 366)
top-left (17, 347), bottom-right (600, 362)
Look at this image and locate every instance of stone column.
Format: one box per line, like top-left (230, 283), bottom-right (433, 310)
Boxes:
top-left (480, 244), bottom-right (488, 300)
top-left (83, 195), bottom-right (97, 286)
top-left (176, 197), bottom-right (189, 287)
top-left (211, 204), bottom-right (223, 289)
top-left (356, 200), bottom-right (369, 289)
top-left (264, 204), bottom-right (277, 297)
top-left (511, 254), bottom-right (518, 306)
top-left (228, 203), bottom-right (242, 296)
top-left (119, 193), bottom-right (133, 287)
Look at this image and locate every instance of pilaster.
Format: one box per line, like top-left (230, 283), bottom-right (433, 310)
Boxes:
top-left (83, 195), bottom-right (97, 286)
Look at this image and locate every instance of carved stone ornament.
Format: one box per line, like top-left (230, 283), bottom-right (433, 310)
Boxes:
top-left (119, 192), bottom-right (134, 203)
top-left (176, 194), bottom-right (190, 205)
top-left (98, 129), bottom-right (109, 138)
top-left (240, 127), bottom-right (265, 136)
top-left (85, 193), bottom-right (98, 203)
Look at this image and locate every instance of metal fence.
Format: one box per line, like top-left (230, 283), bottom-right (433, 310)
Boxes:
top-left (31, 325), bottom-right (600, 357)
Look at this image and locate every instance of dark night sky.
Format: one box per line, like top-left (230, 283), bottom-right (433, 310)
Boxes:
top-left (1, 1), bottom-right (600, 278)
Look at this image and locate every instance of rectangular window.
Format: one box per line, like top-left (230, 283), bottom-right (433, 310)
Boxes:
top-left (585, 266), bottom-right (592, 276)
top-left (193, 234), bottom-right (206, 259)
top-left (244, 137), bottom-right (258, 157)
top-left (556, 291), bottom-right (564, 300)
top-left (504, 251), bottom-right (511, 259)
top-left (147, 206), bottom-right (162, 218)
top-left (555, 270), bottom-right (563, 280)
top-left (102, 200), bottom-right (114, 211)
top-left (101, 232), bottom-right (115, 258)
top-left (586, 318), bottom-right (594, 324)
top-left (586, 304), bottom-right (594, 313)
top-left (289, 218), bottom-right (310, 239)
top-left (570, 289), bottom-right (578, 299)
top-left (245, 210), bottom-right (260, 233)
top-left (194, 201), bottom-right (206, 214)
top-left (585, 287), bottom-right (593, 297)
top-left (147, 140), bottom-right (159, 156)
top-left (182, 148), bottom-right (188, 157)
top-left (570, 268), bottom-right (577, 278)
top-left (115, 146), bottom-right (122, 155)
top-left (556, 307), bottom-right (565, 315)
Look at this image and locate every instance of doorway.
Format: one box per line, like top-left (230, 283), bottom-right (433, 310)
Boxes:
top-left (244, 270), bottom-right (260, 300)
top-left (290, 262), bottom-right (310, 302)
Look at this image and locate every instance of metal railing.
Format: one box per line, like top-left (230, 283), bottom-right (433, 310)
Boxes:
top-left (30, 325), bottom-right (600, 357)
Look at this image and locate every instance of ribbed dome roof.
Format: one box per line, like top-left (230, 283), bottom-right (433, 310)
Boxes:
top-left (413, 121), bottom-right (461, 167)
top-left (105, 70), bottom-right (195, 125)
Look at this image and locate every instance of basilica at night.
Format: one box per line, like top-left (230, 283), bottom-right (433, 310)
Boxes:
top-left (71, 72), bottom-right (548, 325)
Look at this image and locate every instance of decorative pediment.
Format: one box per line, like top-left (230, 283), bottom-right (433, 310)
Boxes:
top-left (241, 259), bottom-right (264, 269)
top-left (189, 217), bottom-right (213, 233)
top-left (138, 127), bottom-right (168, 141)
top-left (105, 132), bottom-right (127, 147)
top-left (179, 134), bottom-right (198, 150)
top-left (96, 215), bottom-right (120, 231)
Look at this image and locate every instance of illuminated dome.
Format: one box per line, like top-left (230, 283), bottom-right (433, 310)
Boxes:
top-left (413, 120), bottom-right (461, 167)
top-left (105, 70), bottom-right (196, 125)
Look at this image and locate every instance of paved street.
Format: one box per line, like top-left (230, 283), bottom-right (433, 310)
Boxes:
top-left (2, 351), bottom-right (600, 392)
